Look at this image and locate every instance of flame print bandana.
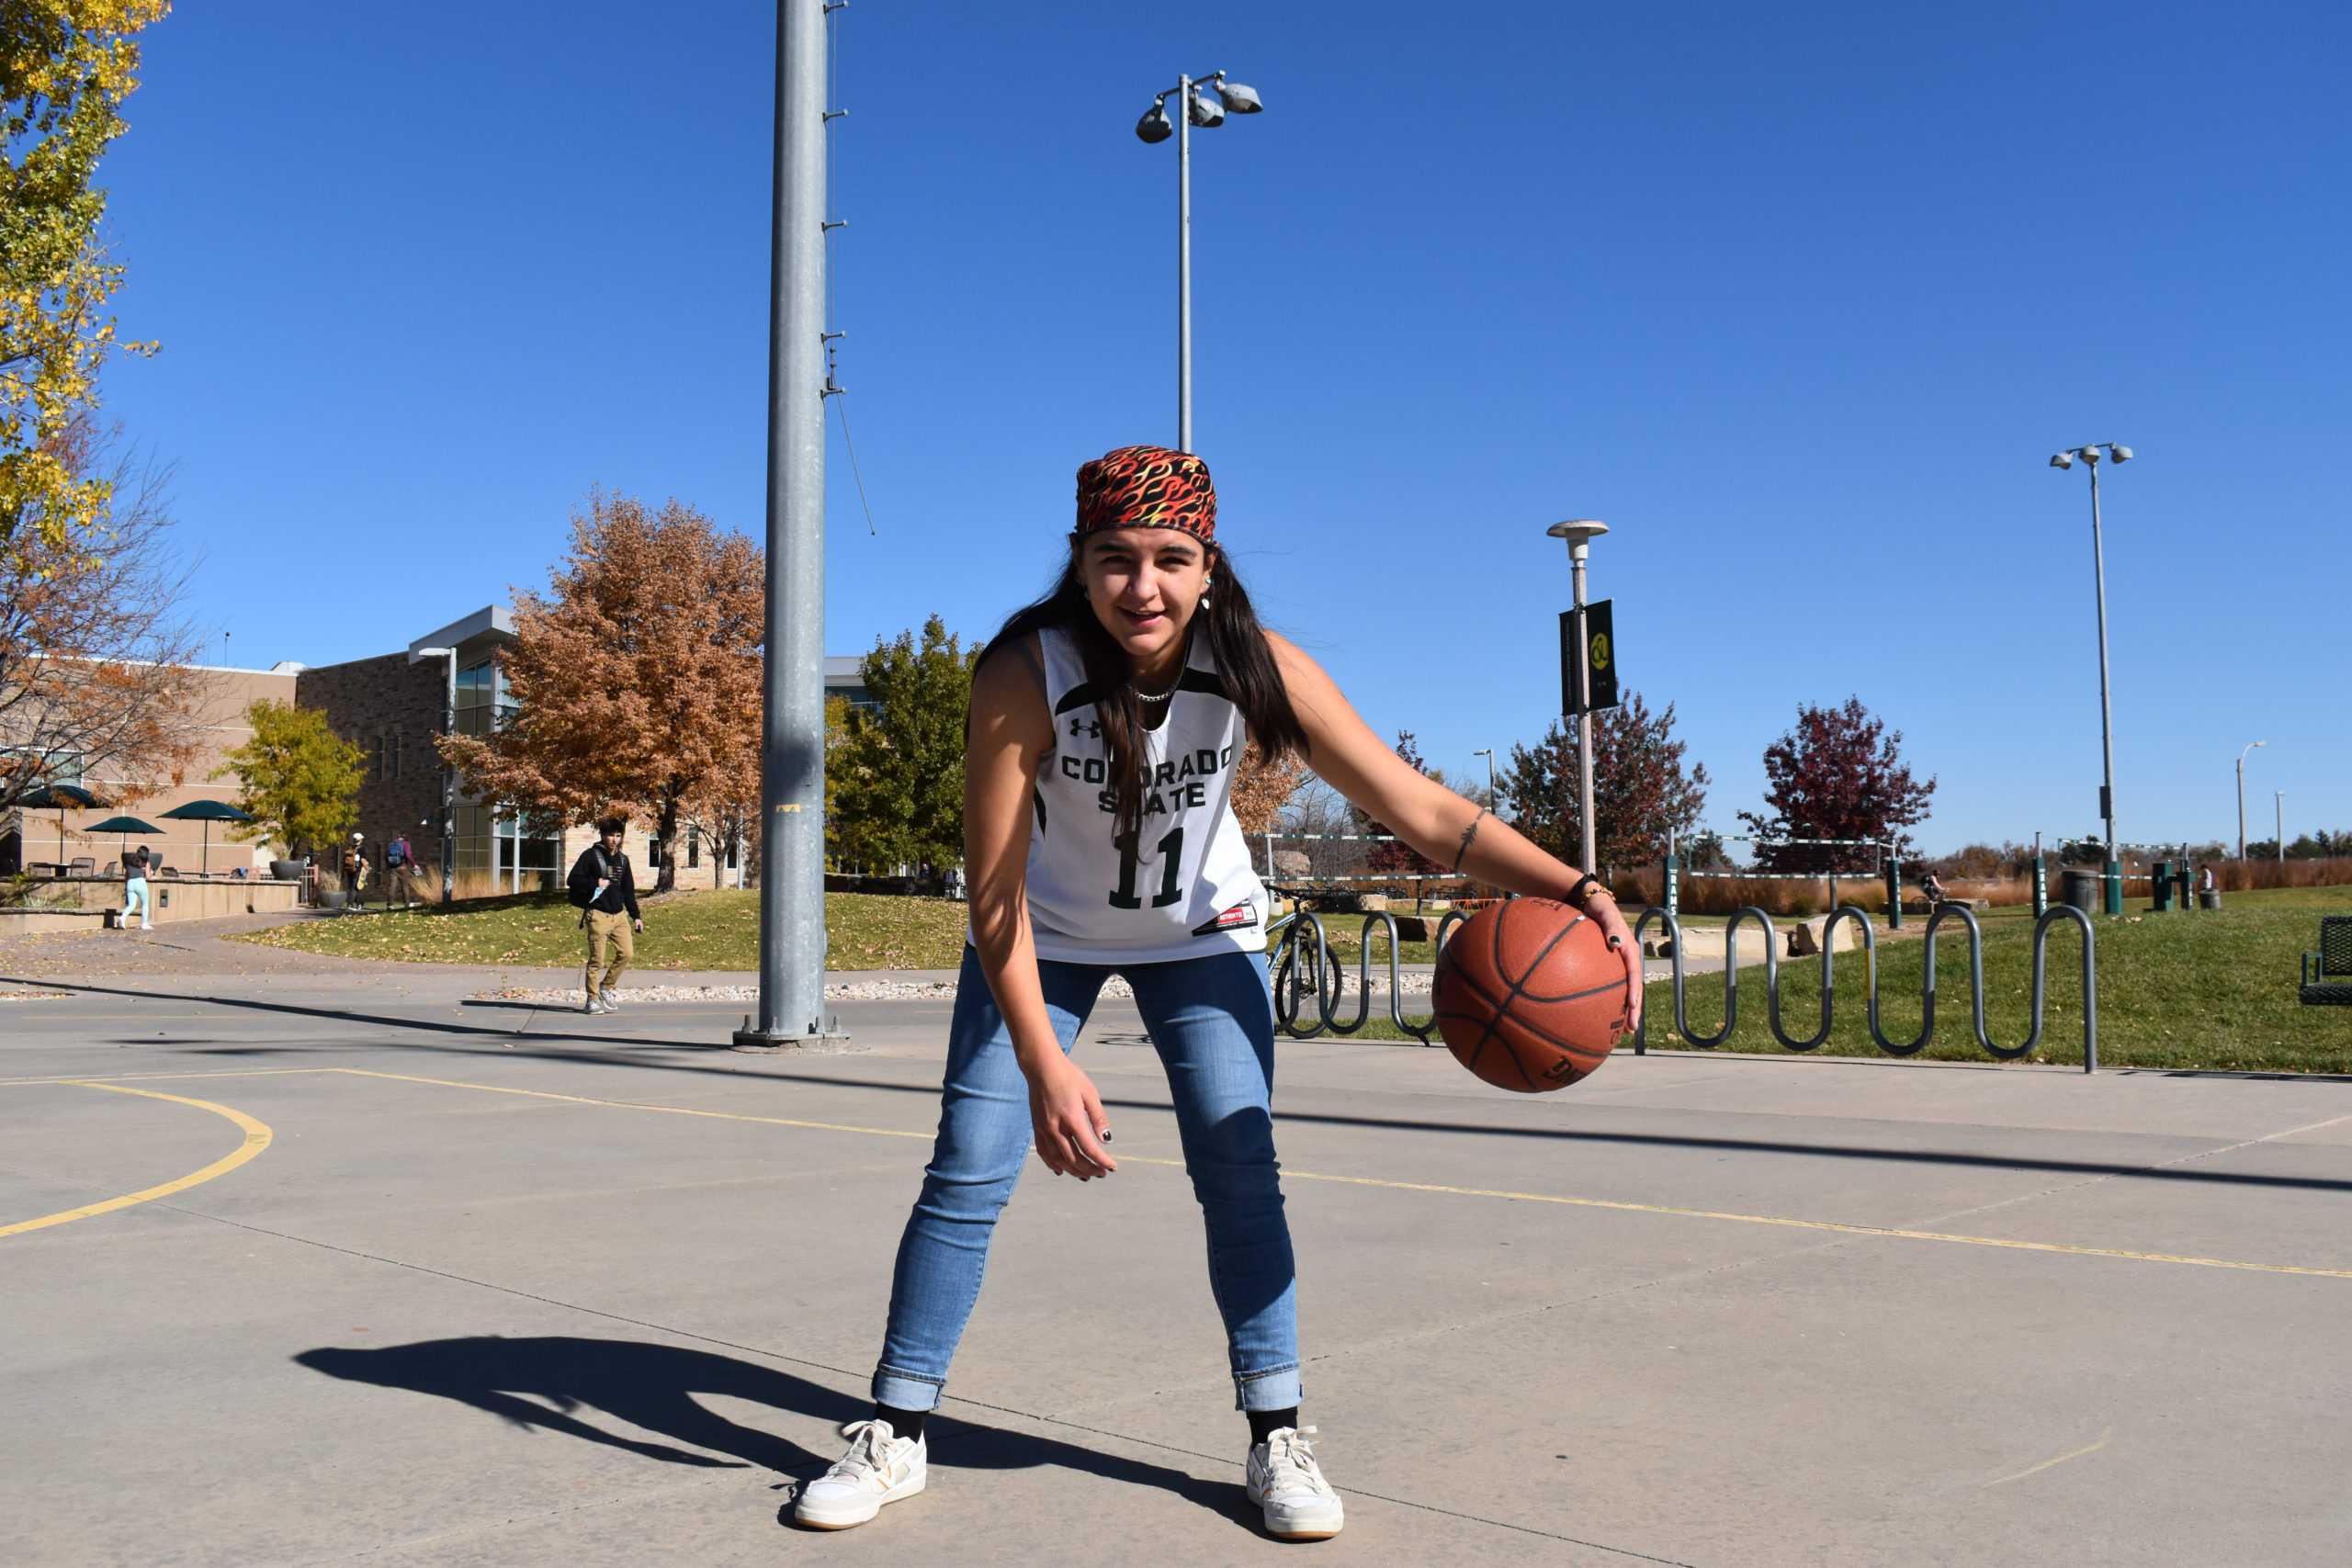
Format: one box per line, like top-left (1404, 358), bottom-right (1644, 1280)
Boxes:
top-left (1075, 445), bottom-right (1216, 543)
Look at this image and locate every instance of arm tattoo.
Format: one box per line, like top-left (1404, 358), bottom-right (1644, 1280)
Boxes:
top-left (1452, 807), bottom-right (1488, 873)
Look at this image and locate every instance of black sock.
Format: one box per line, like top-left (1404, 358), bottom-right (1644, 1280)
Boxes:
top-left (1248, 1406), bottom-right (1300, 1446)
top-left (875, 1402), bottom-right (927, 1441)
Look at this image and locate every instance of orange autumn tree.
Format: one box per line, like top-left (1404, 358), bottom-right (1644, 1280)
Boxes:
top-left (1229, 746), bottom-right (1306, 836)
top-left (440, 492), bottom-right (762, 893)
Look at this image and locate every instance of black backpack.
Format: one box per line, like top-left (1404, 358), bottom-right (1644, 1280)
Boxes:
top-left (569, 847), bottom-right (619, 909)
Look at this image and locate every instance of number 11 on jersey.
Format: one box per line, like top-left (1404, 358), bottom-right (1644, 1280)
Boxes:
top-left (1109, 826), bottom-right (1185, 909)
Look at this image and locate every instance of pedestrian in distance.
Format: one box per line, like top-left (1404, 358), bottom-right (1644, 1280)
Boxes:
top-left (566, 817), bottom-right (643, 1014)
top-left (383, 830), bottom-right (419, 908)
top-left (119, 844), bottom-right (153, 931)
top-left (344, 832), bottom-right (368, 899)
top-left (794, 445), bottom-right (1642, 1540)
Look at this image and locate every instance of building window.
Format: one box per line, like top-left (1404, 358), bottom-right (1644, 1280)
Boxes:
top-left (455, 805), bottom-right (494, 873)
top-left (455, 660), bottom-right (495, 737)
top-left (390, 731), bottom-right (401, 780)
top-left (372, 735), bottom-right (385, 782)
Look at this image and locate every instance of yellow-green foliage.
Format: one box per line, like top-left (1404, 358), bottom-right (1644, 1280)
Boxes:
top-left (1, 1), bottom-right (172, 561)
top-left (213, 699), bottom-right (365, 858)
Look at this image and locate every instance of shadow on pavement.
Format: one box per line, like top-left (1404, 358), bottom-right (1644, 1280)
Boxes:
top-left (20, 976), bottom-right (2352, 1195)
top-left (293, 1336), bottom-right (1260, 1531)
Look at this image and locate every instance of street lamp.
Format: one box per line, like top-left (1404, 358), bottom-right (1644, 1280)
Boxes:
top-left (413, 647), bottom-right (458, 904)
top-left (2048, 441), bottom-right (2132, 913)
top-left (1546, 519), bottom-right (1610, 875)
top-left (2236, 739), bottom-right (2266, 860)
top-left (1133, 69), bottom-right (1264, 453)
top-left (2277, 789), bottom-right (2286, 864)
top-left (1472, 748), bottom-right (1498, 815)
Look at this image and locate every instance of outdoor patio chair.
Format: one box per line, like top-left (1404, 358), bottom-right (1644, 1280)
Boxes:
top-left (2300, 916), bottom-right (2352, 1007)
top-left (67, 857), bottom-right (95, 876)
top-left (157, 865), bottom-right (180, 879)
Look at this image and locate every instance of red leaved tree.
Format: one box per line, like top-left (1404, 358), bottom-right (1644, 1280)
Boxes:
top-left (439, 491), bottom-right (762, 892)
top-left (1737, 696), bottom-right (1935, 872)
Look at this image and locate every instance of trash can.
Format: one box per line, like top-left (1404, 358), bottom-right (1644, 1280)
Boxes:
top-left (2059, 868), bottom-right (2100, 914)
top-left (2199, 888), bottom-right (2222, 910)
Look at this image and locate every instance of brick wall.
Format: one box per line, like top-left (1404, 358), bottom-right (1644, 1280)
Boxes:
top-left (295, 654), bottom-right (448, 874)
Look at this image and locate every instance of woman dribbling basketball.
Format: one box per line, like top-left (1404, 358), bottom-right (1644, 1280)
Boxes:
top-left (794, 445), bottom-right (1643, 1540)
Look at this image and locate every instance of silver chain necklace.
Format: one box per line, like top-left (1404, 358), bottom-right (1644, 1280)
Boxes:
top-left (1135, 682), bottom-right (1176, 705)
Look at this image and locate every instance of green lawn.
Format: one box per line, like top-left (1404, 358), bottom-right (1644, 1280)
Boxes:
top-left (237, 889), bottom-right (1450, 972)
top-left (1281, 886), bottom-right (2352, 1075)
top-left (232, 889), bottom-right (979, 972)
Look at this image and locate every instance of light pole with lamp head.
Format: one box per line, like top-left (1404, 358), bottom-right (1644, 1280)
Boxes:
top-left (2277, 788), bottom-right (2286, 863)
top-left (412, 647), bottom-right (459, 905)
top-left (2236, 739), bottom-right (2267, 859)
top-left (1134, 70), bottom-right (1264, 453)
top-left (1546, 520), bottom-right (1609, 876)
top-left (1472, 748), bottom-right (1498, 814)
top-left (2048, 442), bottom-right (2132, 914)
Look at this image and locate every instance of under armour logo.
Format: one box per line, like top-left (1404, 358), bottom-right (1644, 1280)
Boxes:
top-left (1069, 716), bottom-right (1102, 740)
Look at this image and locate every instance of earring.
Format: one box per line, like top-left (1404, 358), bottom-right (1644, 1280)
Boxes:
top-left (1200, 592), bottom-right (1213, 609)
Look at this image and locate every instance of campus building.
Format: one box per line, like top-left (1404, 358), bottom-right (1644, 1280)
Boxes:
top-left (6, 605), bottom-right (870, 897)
top-left (0, 661), bottom-right (303, 878)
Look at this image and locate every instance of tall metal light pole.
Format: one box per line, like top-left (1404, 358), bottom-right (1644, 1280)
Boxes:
top-left (413, 647), bottom-right (458, 904)
top-left (738, 0), bottom-right (842, 1050)
top-left (1473, 748), bottom-right (1497, 814)
top-left (2277, 789), bottom-right (2286, 863)
top-left (1134, 72), bottom-right (1264, 453)
top-left (1547, 520), bottom-right (1609, 874)
top-left (2235, 739), bottom-right (2266, 860)
top-left (2048, 443), bottom-right (2132, 914)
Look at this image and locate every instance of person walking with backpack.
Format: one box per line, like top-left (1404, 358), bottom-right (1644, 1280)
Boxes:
top-left (383, 831), bottom-right (419, 908)
top-left (566, 818), bottom-right (643, 1014)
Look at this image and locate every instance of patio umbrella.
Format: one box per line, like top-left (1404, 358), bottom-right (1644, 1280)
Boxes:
top-left (85, 815), bottom-right (164, 867)
top-left (21, 782), bottom-right (104, 866)
top-left (157, 798), bottom-right (255, 876)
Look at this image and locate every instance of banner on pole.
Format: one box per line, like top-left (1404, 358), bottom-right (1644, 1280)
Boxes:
top-left (1560, 599), bottom-right (1620, 716)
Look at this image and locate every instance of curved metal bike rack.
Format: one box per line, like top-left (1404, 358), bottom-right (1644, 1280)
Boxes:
top-left (1630, 903), bottom-right (2099, 1071)
top-left (1267, 908), bottom-right (1472, 1044)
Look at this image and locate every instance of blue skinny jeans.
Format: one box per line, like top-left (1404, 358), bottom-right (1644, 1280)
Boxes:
top-left (873, 945), bottom-right (1301, 1414)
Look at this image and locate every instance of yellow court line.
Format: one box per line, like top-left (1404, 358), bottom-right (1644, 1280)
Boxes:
top-left (0, 1083), bottom-right (274, 1241)
top-left (329, 1067), bottom-right (935, 1143)
top-left (0, 1067), bottom-right (339, 1089)
top-left (327, 1067), bottom-right (2352, 1282)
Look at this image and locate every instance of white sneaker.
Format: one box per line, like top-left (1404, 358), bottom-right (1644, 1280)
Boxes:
top-left (584, 996), bottom-right (608, 1015)
top-left (795, 1419), bottom-right (926, 1529)
top-left (1247, 1426), bottom-right (1344, 1541)
top-left (600, 994), bottom-right (622, 1012)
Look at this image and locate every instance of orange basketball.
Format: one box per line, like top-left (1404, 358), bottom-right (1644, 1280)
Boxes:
top-left (1432, 897), bottom-right (1628, 1092)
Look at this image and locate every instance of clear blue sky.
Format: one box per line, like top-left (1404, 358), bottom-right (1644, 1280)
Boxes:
top-left (99, 1), bottom-right (2349, 855)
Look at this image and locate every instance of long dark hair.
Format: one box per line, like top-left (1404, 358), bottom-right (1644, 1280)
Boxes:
top-left (978, 536), bottom-right (1307, 850)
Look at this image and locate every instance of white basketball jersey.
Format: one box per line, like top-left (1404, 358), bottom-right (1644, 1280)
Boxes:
top-left (995, 624), bottom-right (1268, 964)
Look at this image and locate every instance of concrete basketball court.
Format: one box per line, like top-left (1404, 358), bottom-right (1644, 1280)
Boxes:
top-left (5, 930), bottom-right (2350, 1565)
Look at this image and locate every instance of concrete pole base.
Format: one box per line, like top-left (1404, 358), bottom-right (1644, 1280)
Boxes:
top-left (730, 1018), bottom-right (854, 1054)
